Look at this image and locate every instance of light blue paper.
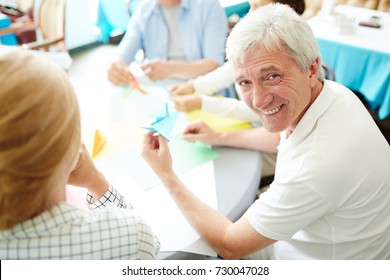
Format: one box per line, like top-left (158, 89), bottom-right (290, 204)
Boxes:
top-left (142, 103), bottom-right (177, 140)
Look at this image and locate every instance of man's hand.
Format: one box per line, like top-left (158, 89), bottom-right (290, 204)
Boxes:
top-left (141, 59), bottom-right (170, 81)
top-left (108, 60), bottom-right (135, 86)
top-left (171, 95), bottom-right (202, 113)
top-left (67, 143), bottom-right (109, 201)
top-left (182, 120), bottom-right (222, 145)
top-left (108, 60), bottom-right (147, 93)
top-left (141, 132), bottom-right (174, 177)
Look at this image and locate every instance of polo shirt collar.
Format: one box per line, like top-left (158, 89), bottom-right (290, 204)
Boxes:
top-left (280, 81), bottom-right (334, 147)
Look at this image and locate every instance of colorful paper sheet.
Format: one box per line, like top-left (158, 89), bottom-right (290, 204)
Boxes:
top-left (168, 135), bottom-right (221, 173)
top-left (94, 135), bottom-right (220, 190)
top-left (186, 110), bottom-right (252, 132)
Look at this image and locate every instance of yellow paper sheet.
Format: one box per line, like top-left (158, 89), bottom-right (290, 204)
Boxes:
top-left (186, 110), bottom-right (252, 132)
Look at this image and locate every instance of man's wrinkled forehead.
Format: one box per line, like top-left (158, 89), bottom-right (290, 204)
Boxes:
top-left (231, 44), bottom-right (268, 67)
top-left (231, 45), bottom-right (257, 64)
top-left (232, 42), bottom-right (290, 66)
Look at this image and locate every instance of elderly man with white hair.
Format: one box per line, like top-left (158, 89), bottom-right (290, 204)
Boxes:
top-left (142, 3), bottom-right (390, 260)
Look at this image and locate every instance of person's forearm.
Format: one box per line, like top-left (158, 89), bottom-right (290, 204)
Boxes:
top-left (87, 171), bottom-right (110, 202)
top-left (192, 61), bottom-right (235, 95)
top-left (168, 60), bottom-right (220, 80)
top-left (159, 171), bottom-right (273, 259)
top-left (217, 127), bottom-right (280, 154)
top-left (202, 96), bottom-right (260, 123)
top-left (160, 172), bottom-right (237, 257)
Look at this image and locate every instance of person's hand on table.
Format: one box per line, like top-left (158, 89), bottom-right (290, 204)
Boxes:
top-left (171, 95), bottom-right (202, 113)
top-left (67, 142), bottom-right (109, 201)
top-left (108, 60), bottom-right (147, 93)
top-left (141, 132), bottom-right (174, 177)
top-left (108, 60), bottom-right (133, 86)
top-left (169, 82), bottom-right (195, 95)
top-left (182, 120), bottom-right (222, 146)
top-left (140, 59), bottom-right (170, 81)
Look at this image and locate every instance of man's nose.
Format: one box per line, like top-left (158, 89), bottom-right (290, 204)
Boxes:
top-left (252, 84), bottom-right (271, 109)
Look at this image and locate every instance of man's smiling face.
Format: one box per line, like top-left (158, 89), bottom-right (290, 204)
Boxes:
top-left (234, 44), bottom-right (320, 135)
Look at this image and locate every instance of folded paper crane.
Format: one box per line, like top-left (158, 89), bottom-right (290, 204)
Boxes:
top-left (92, 129), bottom-right (107, 158)
top-left (142, 103), bottom-right (175, 140)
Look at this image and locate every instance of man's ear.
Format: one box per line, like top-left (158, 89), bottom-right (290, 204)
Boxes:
top-left (308, 57), bottom-right (319, 87)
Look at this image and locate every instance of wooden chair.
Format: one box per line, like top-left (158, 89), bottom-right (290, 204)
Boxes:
top-left (377, 0), bottom-right (390, 11)
top-left (0, 0), bottom-right (66, 51)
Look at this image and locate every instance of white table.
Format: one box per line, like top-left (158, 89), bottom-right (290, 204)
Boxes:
top-left (67, 77), bottom-right (262, 259)
top-left (307, 5), bottom-right (390, 120)
top-left (308, 5), bottom-right (389, 53)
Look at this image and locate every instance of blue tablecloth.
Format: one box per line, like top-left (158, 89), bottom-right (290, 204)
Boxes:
top-left (316, 38), bottom-right (390, 120)
top-left (0, 13), bottom-right (18, 45)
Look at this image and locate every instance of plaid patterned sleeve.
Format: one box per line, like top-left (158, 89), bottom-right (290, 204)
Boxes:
top-left (87, 185), bottom-right (133, 210)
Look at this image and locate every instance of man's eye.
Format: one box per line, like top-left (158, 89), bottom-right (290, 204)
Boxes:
top-left (239, 80), bottom-right (251, 86)
top-left (266, 74), bottom-right (281, 85)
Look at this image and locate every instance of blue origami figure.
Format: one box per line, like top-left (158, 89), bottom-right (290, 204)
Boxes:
top-left (142, 103), bottom-right (176, 140)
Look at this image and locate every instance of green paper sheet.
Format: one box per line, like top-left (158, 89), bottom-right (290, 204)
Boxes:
top-left (169, 135), bottom-right (220, 173)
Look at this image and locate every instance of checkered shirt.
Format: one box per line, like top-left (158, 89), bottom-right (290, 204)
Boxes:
top-left (0, 186), bottom-right (160, 259)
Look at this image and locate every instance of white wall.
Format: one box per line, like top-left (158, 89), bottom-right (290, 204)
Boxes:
top-left (65, 0), bottom-right (99, 50)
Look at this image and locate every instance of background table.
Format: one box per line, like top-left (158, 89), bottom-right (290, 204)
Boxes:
top-left (307, 5), bottom-right (390, 120)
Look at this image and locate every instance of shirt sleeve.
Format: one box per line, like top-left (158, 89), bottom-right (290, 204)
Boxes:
top-left (87, 185), bottom-right (133, 210)
top-left (117, 5), bottom-right (145, 63)
top-left (201, 95), bottom-right (261, 123)
top-left (197, 0), bottom-right (228, 64)
top-left (191, 61), bottom-right (235, 95)
top-left (135, 215), bottom-right (161, 259)
top-left (246, 181), bottom-right (330, 240)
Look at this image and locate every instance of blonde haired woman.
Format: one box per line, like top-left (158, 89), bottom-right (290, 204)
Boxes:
top-left (0, 49), bottom-right (159, 259)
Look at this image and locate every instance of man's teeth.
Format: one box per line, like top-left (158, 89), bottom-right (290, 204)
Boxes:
top-left (263, 105), bottom-right (282, 115)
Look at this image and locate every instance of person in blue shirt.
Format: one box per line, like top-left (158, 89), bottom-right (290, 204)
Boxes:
top-left (108, 0), bottom-right (228, 86)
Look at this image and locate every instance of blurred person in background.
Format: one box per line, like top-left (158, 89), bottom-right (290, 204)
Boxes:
top-left (108, 0), bottom-right (228, 87)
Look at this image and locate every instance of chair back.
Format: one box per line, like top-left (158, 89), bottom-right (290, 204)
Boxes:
top-left (38, 0), bottom-right (65, 50)
top-left (322, 63), bottom-right (336, 81)
top-left (17, 0), bottom-right (35, 14)
top-left (377, 0), bottom-right (390, 11)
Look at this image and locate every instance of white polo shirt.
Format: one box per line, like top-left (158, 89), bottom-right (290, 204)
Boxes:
top-left (247, 81), bottom-right (390, 259)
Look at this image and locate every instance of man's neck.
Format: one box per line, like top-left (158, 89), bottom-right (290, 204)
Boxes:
top-left (159, 0), bottom-right (181, 7)
top-left (286, 80), bottom-right (324, 138)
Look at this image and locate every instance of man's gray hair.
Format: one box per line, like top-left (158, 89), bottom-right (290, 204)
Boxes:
top-left (226, 3), bottom-right (324, 81)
